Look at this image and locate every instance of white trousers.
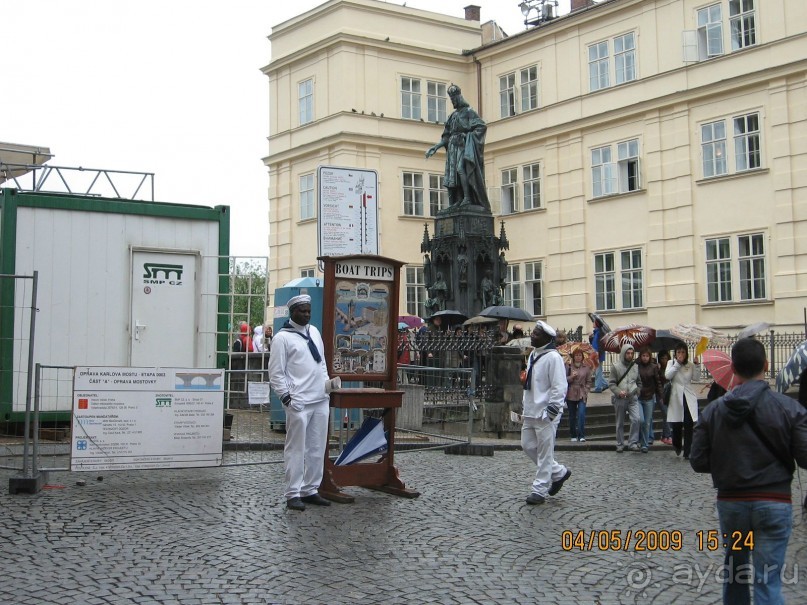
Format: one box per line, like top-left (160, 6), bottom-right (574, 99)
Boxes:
top-left (521, 414), bottom-right (567, 497)
top-left (283, 400), bottom-right (330, 500)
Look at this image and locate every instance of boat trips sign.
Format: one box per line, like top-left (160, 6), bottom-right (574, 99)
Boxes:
top-left (71, 367), bottom-right (224, 471)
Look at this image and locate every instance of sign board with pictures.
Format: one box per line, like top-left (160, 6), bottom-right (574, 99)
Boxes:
top-left (318, 254), bottom-right (403, 384)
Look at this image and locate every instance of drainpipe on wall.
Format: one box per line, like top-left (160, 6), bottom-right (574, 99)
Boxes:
top-left (473, 56), bottom-right (482, 118)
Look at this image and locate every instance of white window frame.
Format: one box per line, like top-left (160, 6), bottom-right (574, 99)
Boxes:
top-left (298, 78), bottom-right (314, 126)
top-left (504, 264), bottom-right (523, 309)
top-left (402, 172), bottom-right (424, 216)
top-left (729, 0), bottom-right (756, 51)
top-left (299, 173), bottom-right (315, 221)
top-left (697, 4), bottom-right (724, 59)
top-left (701, 112), bottom-right (761, 178)
top-left (614, 32), bottom-right (636, 85)
top-left (620, 248), bottom-right (643, 310)
top-left (594, 249), bottom-right (644, 312)
top-left (427, 81), bottom-right (447, 123)
top-left (733, 112), bottom-right (760, 172)
top-left (499, 73), bottom-right (516, 118)
top-left (401, 77), bottom-right (422, 120)
top-left (405, 266), bottom-right (427, 318)
top-left (588, 40), bottom-right (610, 92)
top-left (705, 233), bottom-right (766, 303)
top-left (428, 173), bottom-right (447, 216)
top-left (501, 168), bottom-right (518, 214)
top-left (522, 163), bottom-right (541, 211)
top-left (525, 261), bottom-right (543, 317)
top-left (591, 146), bottom-right (616, 197)
top-left (520, 66), bottom-right (538, 112)
top-left (300, 267), bottom-right (316, 278)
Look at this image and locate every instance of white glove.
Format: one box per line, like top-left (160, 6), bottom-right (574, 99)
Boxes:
top-left (325, 376), bottom-right (342, 394)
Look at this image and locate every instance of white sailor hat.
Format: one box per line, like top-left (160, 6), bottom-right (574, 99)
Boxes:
top-left (287, 294), bottom-right (312, 310)
top-left (534, 320), bottom-right (557, 338)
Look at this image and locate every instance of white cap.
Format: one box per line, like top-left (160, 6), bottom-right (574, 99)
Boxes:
top-left (534, 320), bottom-right (557, 338)
top-left (287, 294), bottom-right (312, 309)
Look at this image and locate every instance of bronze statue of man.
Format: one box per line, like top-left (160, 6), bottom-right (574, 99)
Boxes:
top-left (425, 84), bottom-right (491, 211)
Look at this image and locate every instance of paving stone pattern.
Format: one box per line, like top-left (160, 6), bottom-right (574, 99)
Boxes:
top-left (1, 450), bottom-right (806, 605)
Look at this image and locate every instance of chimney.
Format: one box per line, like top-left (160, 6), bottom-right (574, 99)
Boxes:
top-left (464, 5), bottom-right (481, 22)
top-left (570, 0), bottom-right (594, 11)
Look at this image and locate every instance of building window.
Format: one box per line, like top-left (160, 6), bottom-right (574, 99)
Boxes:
top-left (522, 163), bottom-right (541, 210)
top-left (697, 4), bottom-right (724, 58)
top-left (520, 66), bottom-right (538, 112)
top-left (621, 249), bottom-right (643, 309)
top-left (594, 252), bottom-right (616, 311)
top-left (427, 81), bottom-right (447, 122)
top-left (701, 120), bottom-right (727, 178)
top-left (401, 77), bottom-right (422, 120)
top-left (402, 172), bottom-right (424, 216)
top-left (501, 168), bottom-right (518, 214)
top-left (706, 237), bottom-right (732, 302)
top-left (504, 264), bottom-right (522, 309)
top-left (499, 73), bottom-right (516, 118)
top-left (705, 233), bottom-right (766, 303)
top-left (701, 112), bottom-right (760, 178)
top-left (405, 266), bottom-right (427, 318)
top-left (614, 32), bottom-right (636, 85)
top-left (429, 174), bottom-right (447, 215)
top-left (739, 233), bottom-right (765, 300)
top-left (299, 173), bottom-right (315, 220)
top-left (734, 113), bottom-right (760, 171)
top-left (591, 138), bottom-right (641, 198)
top-left (729, 0), bottom-right (756, 50)
top-left (588, 41), bottom-right (610, 92)
top-left (525, 261), bottom-right (543, 316)
top-left (298, 79), bottom-right (313, 125)
top-left (301, 268), bottom-right (316, 278)
top-left (595, 248), bottom-right (643, 311)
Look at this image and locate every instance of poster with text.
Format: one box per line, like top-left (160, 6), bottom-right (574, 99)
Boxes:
top-left (71, 367), bottom-right (224, 471)
top-left (318, 165), bottom-right (379, 257)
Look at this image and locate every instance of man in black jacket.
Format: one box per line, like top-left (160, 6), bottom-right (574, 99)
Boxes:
top-left (691, 338), bottom-right (807, 605)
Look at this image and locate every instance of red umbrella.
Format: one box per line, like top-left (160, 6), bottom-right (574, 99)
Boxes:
top-left (397, 315), bottom-right (424, 329)
top-left (702, 349), bottom-right (740, 391)
top-left (600, 324), bottom-right (656, 354)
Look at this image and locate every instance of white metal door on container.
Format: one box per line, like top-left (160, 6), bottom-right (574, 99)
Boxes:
top-left (131, 251), bottom-right (197, 366)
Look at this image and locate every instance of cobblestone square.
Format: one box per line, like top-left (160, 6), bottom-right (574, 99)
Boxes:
top-left (2, 450), bottom-right (805, 604)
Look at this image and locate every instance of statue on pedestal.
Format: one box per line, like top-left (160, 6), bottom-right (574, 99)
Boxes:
top-left (425, 84), bottom-right (490, 211)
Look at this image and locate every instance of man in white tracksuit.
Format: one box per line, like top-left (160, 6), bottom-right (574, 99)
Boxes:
top-left (521, 320), bottom-right (572, 505)
top-left (268, 294), bottom-right (337, 511)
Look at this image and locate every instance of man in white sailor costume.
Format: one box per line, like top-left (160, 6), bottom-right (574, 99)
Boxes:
top-left (521, 320), bottom-right (573, 505)
top-left (268, 294), bottom-right (338, 511)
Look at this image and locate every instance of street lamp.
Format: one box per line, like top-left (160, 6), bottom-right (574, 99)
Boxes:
top-left (518, 0), bottom-right (559, 27)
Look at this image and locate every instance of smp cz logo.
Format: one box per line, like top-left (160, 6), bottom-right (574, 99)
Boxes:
top-left (155, 397), bottom-right (172, 408)
top-left (143, 263), bottom-right (184, 286)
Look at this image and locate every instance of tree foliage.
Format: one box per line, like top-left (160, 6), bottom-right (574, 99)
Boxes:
top-left (228, 259), bottom-right (268, 332)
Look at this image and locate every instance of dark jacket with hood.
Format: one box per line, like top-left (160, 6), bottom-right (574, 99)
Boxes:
top-left (690, 379), bottom-right (807, 499)
top-left (637, 355), bottom-right (662, 401)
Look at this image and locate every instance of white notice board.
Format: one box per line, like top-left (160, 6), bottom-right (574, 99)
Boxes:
top-left (318, 165), bottom-right (379, 257)
top-left (71, 367), bottom-right (224, 471)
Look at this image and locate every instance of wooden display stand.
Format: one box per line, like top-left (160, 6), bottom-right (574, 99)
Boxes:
top-left (317, 254), bottom-right (420, 503)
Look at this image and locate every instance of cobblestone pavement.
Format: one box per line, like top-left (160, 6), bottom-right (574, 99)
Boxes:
top-left (2, 449), bottom-right (806, 605)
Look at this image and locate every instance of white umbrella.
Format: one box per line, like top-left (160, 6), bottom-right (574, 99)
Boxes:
top-left (334, 417), bottom-right (388, 465)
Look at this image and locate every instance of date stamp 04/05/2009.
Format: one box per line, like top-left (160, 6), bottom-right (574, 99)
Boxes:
top-left (560, 529), bottom-right (755, 552)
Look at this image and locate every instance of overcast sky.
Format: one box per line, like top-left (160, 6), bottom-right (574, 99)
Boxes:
top-left (2, 0), bottom-right (572, 257)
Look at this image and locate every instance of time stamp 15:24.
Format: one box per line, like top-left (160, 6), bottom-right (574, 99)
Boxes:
top-left (560, 529), bottom-right (755, 552)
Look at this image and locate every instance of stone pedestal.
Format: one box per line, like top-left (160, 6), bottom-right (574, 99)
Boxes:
top-left (483, 346), bottom-right (524, 434)
top-left (398, 384), bottom-right (424, 430)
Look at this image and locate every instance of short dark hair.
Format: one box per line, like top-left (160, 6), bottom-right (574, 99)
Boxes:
top-left (731, 338), bottom-right (766, 379)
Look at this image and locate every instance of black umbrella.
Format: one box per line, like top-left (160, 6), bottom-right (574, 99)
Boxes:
top-left (427, 309), bottom-right (467, 329)
top-left (588, 312), bottom-right (611, 334)
top-left (479, 305), bottom-right (533, 322)
top-left (650, 329), bottom-right (686, 353)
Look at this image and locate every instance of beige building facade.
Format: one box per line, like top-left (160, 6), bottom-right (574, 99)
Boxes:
top-left (263, 0), bottom-right (807, 332)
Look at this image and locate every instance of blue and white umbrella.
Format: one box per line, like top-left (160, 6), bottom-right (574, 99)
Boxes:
top-left (775, 339), bottom-right (807, 393)
top-left (334, 417), bottom-right (388, 466)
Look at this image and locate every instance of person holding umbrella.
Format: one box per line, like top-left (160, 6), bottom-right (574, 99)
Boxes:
top-left (609, 344), bottom-right (642, 452)
top-left (520, 321), bottom-right (572, 504)
top-left (589, 318), bottom-right (608, 392)
top-left (636, 347), bottom-right (663, 452)
top-left (565, 347), bottom-right (592, 442)
top-left (665, 344), bottom-right (700, 459)
top-left (690, 338), bottom-right (807, 605)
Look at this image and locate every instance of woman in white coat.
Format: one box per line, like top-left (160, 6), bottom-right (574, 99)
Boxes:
top-left (665, 344), bottom-right (700, 459)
